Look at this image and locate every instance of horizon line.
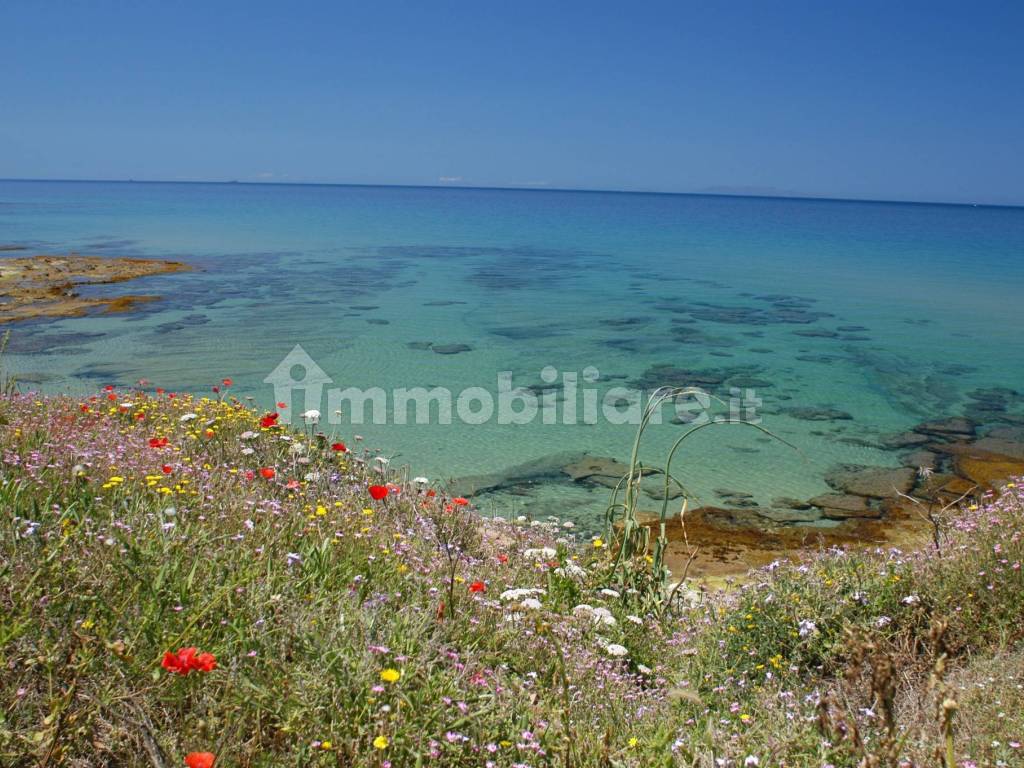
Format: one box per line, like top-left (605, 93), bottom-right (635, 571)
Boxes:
top-left (0, 176), bottom-right (1021, 211)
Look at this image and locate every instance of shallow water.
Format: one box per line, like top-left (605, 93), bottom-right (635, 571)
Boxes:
top-left (3, 180), bottom-right (1023, 529)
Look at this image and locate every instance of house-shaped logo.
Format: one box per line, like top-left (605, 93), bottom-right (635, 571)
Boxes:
top-left (263, 344), bottom-right (333, 423)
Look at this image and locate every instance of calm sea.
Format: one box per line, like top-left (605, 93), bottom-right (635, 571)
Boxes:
top-left (3, 179), bottom-right (1023, 528)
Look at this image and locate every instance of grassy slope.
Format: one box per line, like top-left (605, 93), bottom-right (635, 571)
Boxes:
top-left (1, 388), bottom-right (1022, 767)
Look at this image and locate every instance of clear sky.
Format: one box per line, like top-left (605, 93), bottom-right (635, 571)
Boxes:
top-left (2, 1), bottom-right (1022, 204)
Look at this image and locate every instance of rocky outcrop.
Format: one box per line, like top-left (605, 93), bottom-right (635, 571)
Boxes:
top-left (824, 466), bottom-right (917, 498)
top-left (0, 253), bottom-right (191, 323)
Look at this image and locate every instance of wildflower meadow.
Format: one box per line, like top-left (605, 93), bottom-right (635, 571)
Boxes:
top-left (1, 381), bottom-right (1022, 766)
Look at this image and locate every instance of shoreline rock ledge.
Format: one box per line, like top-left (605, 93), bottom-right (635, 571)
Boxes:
top-left (0, 252), bottom-right (192, 323)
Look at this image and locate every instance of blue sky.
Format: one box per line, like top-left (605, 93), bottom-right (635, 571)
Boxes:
top-left (2, 1), bottom-right (1022, 204)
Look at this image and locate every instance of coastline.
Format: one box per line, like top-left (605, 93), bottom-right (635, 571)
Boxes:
top-left (0, 250), bottom-right (191, 323)
top-left (1, 385), bottom-right (1021, 764)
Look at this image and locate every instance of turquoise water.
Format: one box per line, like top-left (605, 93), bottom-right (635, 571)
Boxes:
top-left (3, 180), bottom-right (1023, 528)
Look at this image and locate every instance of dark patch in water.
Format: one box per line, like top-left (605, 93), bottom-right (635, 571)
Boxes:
top-left (432, 344), bottom-right (473, 355)
top-left (490, 326), bottom-right (565, 341)
top-left (3, 330), bottom-right (105, 354)
top-left (599, 316), bottom-right (652, 329)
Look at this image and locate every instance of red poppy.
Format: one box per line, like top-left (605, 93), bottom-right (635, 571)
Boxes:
top-left (469, 581), bottom-right (486, 593)
top-left (135, 412), bottom-right (146, 421)
top-left (184, 753), bottom-right (216, 768)
top-left (259, 467), bottom-right (275, 480)
top-left (203, 428), bottom-right (215, 439)
top-left (161, 465), bottom-right (173, 475)
top-left (259, 412), bottom-right (280, 429)
top-left (452, 497), bottom-right (469, 506)
top-left (331, 442), bottom-right (347, 453)
top-left (426, 489), bottom-right (437, 498)
top-left (184, 752), bottom-right (216, 768)
top-left (497, 553), bottom-right (509, 564)
top-left (107, 393), bottom-right (117, 402)
top-left (156, 387), bottom-right (165, 395)
top-left (168, 393), bottom-right (176, 399)
top-left (80, 404), bottom-right (91, 413)
top-left (221, 378), bottom-right (233, 387)
top-left (103, 385), bottom-right (115, 392)
top-left (245, 470), bottom-right (255, 481)
top-left (161, 646), bottom-right (197, 675)
top-left (161, 647), bottom-right (216, 676)
top-left (276, 402), bottom-right (287, 409)
top-left (149, 437), bottom-right (169, 449)
top-left (368, 485), bottom-right (388, 500)
top-left (285, 479), bottom-right (300, 490)
top-left (211, 386), bottom-right (220, 394)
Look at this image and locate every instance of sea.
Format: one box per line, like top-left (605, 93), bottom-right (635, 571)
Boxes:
top-left (2, 179), bottom-right (1023, 530)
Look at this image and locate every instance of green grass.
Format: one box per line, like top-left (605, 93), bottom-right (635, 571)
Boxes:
top-left (1, 388), bottom-right (1022, 766)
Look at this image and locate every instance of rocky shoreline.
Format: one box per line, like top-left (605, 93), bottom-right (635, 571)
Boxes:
top-left (0, 250), bottom-right (191, 323)
top-left (452, 415), bottom-right (1024, 581)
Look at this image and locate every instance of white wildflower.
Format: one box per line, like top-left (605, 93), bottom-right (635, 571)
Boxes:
top-left (179, 413), bottom-right (198, 422)
top-left (573, 604), bottom-right (615, 626)
top-left (605, 643), bottom-right (628, 658)
top-left (499, 587), bottom-right (545, 602)
top-left (301, 409), bottom-right (321, 423)
top-left (798, 619), bottom-right (818, 638)
top-left (901, 594), bottom-right (920, 606)
top-left (554, 561), bottom-right (587, 579)
top-left (519, 598), bottom-right (542, 611)
top-left (523, 547), bottom-right (557, 561)
top-left (599, 588), bottom-right (621, 599)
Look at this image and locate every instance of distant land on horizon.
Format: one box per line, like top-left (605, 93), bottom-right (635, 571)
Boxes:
top-left (1, 176), bottom-right (1020, 211)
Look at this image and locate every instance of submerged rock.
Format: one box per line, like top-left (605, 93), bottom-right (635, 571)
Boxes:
top-left (880, 431), bottom-right (932, 449)
top-left (792, 329), bottom-right (839, 338)
top-left (432, 344), bottom-right (473, 355)
top-left (757, 507), bottom-right (823, 523)
top-left (562, 456), bottom-right (633, 482)
top-left (780, 406), bottom-right (853, 421)
top-left (824, 466), bottom-right (917, 497)
top-left (448, 451), bottom-right (588, 497)
top-left (900, 450), bottom-right (939, 471)
top-left (913, 417), bottom-right (977, 439)
top-left (954, 452), bottom-right (1024, 488)
top-left (808, 493), bottom-right (881, 519)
